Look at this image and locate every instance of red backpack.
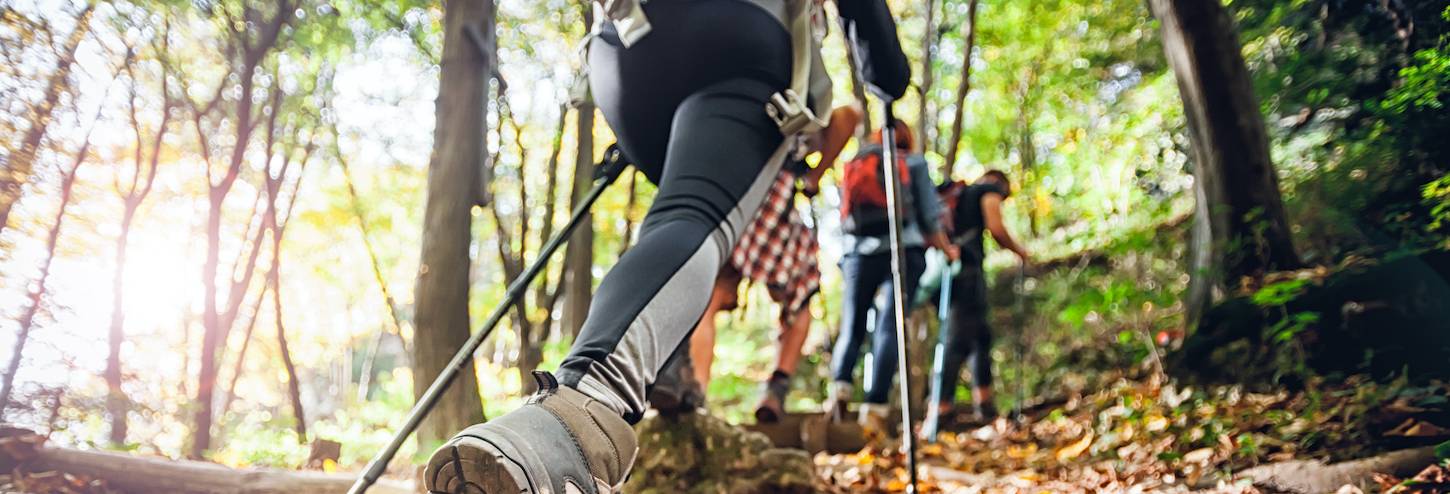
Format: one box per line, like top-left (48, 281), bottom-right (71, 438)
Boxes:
top-left (936, 179), bottom-right (968, 235)
top-left (839, 144), bottom-right (913, 236)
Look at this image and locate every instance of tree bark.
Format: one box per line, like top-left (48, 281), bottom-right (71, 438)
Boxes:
top-left (1149, 0), bottom-right (1300, 325)
top-left (412, 0), bottom-right (493, 449)
top-left (561, 103), bottom-right (596, 340)
top-left (0, 5), bottom-right (93, 235)
top-left (941, 0), bottom-right (980, 175)
top-left (915, 0), bottom-right (938, 155)
top-left (0, 132), bottom-right (90, 419)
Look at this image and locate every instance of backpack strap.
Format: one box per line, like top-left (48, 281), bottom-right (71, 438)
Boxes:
top-left (766, 0), bottom-right (832, 137)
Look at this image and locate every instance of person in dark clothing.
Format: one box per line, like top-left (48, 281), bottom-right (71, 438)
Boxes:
top-left (423, 0), bottom-right (910, 492)
top-left (824, 121), bottom-right (959, 428)
top-left (921, 170), bottom-right (1029, 441)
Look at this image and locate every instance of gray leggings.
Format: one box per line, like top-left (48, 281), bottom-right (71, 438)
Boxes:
top-left (553, 0), bottom-right (792, 423)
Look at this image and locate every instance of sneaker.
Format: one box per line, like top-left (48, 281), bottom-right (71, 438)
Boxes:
top-left (822, 381), bottom-right (852, 423)
top-left (647, 349), bottom-right (705, 414)
top-left (753, 371), bottom-right (791, 423)
top-left (424, 371), bottom-right (638, 494)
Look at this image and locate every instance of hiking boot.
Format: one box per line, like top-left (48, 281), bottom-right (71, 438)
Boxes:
top-left (424, 371), bottom-right (637, 494)
top-left (974, 400), bottom-right (999, 423)
top-left (753, 371), bottom-right (791, 423)
top-left (646, 349), bottom-right (704, 415)
top-left (823, 381), bottom-right (853, 423)
top-left (858, 403), bottom-right (892, 437)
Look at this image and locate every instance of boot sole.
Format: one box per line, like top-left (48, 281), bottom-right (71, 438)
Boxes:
top-left (426, 435), bottom-right (532, 494)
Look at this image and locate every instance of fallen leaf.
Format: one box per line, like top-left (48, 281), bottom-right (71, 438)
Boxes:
top-left (1183, 447), bottom-right (1214, 464)
top-left (1056, 431), bottom-right (1093, 462)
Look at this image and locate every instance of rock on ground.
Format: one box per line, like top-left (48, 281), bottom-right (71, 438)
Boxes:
top-left (626, 412), bottom-right (816, 494)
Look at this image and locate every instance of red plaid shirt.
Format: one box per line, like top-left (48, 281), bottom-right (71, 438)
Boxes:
top-left (730, 170), bottom-right (822, 321)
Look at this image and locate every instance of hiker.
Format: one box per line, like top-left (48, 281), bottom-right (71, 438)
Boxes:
top-left (423, 0), bottom-right (909, 492)
top-left (823, 120), bottom-right (959, 429)
top-left (650, 106), bottom-right (863, 423)
top-left (920, 170), bottom-right (1030, 441)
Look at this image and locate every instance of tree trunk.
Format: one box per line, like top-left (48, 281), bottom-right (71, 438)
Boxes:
top-left (220, 286), bottom-right (268, 418)
top-left (108, 56), bottom-right (171, 446)
top-left (21, 442), bottom-right (415, 494)
top-left (617, 173), bottom-right (639, 258)
top-left (0, 5), bottom-right (93, 235)
top-left (0, 137), bottom-right (89, 419)
top-left (105, 209), bottom-right (135, 445)
top-left (1149, 0), bottom-right (1300, 325)
top-left (941, 0), bottom-right (980, 175)
top-left (412, 0), bottom-right (493, 449)
top-left (333, 127), bottom-right (409, 400)
top-left (271, 258), bottom-right (306, 442)
top-left (561, 103), bottom-right (596, 340)
top-left (915, 0), bottom-right (939, 155)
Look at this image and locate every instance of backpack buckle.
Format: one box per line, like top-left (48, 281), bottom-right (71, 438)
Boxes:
top-left (767, 90), bottom-right (813, 136)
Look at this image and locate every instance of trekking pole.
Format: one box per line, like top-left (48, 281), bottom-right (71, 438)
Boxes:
top-left (923, 252), bottom-right (953, 443)
top-left (876, 103), bottom-right (921, 494)
top-left (1011, 262), bottom-right (1027, 422)
top-left (348, 145), bottom-right (631, 494)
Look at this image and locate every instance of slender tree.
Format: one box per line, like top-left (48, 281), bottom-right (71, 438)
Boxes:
top-left (561, 3), bottom-right (596, 339)
top-left (941, 0), bottom-right (981, 174)
top-left (187, 0), bottom-right (297, 458)
top-left (915, 0), bottom-right (939, 155)
top-left (334, 125), bottom-right (409, 401)
top-left (105, 35), bottom-right (174, 446)
top-left (0, 4), bottom-right (94, 235)
top-left (0, 120), bottom-right (96, 418)
top-left (412, 0), bottom-right (494, 448)
top-left (1149, 0), bottom-right (1300, 324)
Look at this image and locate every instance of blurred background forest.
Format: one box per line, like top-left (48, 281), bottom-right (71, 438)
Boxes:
top-left (1, 0), bottom-right (1448, 491)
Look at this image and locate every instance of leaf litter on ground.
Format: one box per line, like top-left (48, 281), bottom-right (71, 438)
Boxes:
top-left (814, 373), bottom-right (1450, 493)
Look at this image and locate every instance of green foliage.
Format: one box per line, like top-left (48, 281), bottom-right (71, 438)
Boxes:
top-left (1250, 279), bottom-right (1310, 308)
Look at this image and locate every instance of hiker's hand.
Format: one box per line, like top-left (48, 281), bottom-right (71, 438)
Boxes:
top-left (1014, 247), bottom-right (1031, 266)
top-left (802, 175), bottom-right (822, 198)
top-left (929, 232), bottom-right (958, 262)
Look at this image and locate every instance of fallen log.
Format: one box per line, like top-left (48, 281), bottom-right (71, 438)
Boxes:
top-left (1198, 446), bottom-right (1437, 493)
top-left (26, 444), bottom-right (413, 494)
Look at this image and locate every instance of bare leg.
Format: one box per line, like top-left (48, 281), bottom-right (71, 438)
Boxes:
top-left (689, 270), bottom-right (740, 389)
top-left (773, 308), bottom-right (811, 375)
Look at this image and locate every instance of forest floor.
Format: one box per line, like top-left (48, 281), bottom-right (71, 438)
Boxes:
top-left (814, 369), bottom-right (1450, 493)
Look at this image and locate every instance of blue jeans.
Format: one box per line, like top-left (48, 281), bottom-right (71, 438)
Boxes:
top-left (831, 248), bottom-right (927, 404)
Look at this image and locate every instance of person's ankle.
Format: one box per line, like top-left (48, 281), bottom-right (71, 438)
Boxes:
top-left (766, 370), bottom-right (791, 399)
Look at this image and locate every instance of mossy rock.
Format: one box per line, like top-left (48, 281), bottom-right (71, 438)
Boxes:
top-left (625, 413), bottom-right (816, 494)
